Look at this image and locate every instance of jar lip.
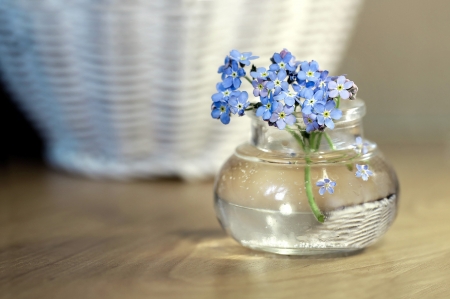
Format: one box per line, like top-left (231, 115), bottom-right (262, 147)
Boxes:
top-left (248, 98), bottom-right (366, 123)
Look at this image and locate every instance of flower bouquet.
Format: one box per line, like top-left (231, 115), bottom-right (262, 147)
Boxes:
top-left (211, 49), bottom-right (366, 223)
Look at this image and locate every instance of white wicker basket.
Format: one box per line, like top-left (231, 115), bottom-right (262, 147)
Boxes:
top-left (0, 0), bottom-right (364, 180)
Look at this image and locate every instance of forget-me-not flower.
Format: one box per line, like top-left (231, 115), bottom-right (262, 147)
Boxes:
top-left (328, 76), bottom-right (354, 99)
top-left (252, 78), bottom-right (271, 97)
top-left (355, 164), bottom-right (373, 181)
top-left (316, 178), bottom-right (336, 195)
top-left (303, 113), bottom-right (319, 133)
top-left (229, 49), bottom-right (258, 66)
top-left (269, 50), bottom-right (297, 72)
top-left (315, 100), bottom-right (342, 129)
top-left (297, 60), bottom-right (320, 82)
top-left (269, 103), bottom-right (296, 130)
top-left (250, 67), bottom-right (270, 80)
top-left (315, 70), bottom-right (330, 91)
top-left (353, 136), bottom-right (369, 154)
top-left (302, 89), bottom-right (326, 114)
top-left (211, 101), bottom-right (231, 124)
top-left (268, 70), bottom-right (289, 95)
top-left (229, 91), bottom-right (249, 116)
top-left (256, 94), bottom-right (278, 120)
top-left (222, 60), bottom-right (245, 89)
top-left (211, 82), bottom-right (233, 102)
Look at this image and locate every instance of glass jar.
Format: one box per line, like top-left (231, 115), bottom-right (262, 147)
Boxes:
top-left (214, 99), bottom-right (399, 255)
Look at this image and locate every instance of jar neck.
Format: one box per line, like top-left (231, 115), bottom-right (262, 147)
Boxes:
top-left (249, 99), bottom-right (366, 154)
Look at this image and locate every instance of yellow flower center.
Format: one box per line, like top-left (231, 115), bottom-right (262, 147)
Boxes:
top-left (279, 112), bottom-right (286, 119)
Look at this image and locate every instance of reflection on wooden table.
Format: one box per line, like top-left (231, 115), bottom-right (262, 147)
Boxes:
top-left (1, 145), bottom-right (449, 298)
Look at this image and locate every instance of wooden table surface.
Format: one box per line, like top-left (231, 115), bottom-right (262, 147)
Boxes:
top-left (1, 144), bottom-right (450, 299)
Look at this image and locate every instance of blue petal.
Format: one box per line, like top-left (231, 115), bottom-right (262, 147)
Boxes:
top-left (300, 61), bottom-right (309, 71)
top-left (327, 187), bottom-right (334, 194)
top-left (285, 97), bottom-right (295, 106)
top-left (325, 118), bottom-right (335, 129)
top-left (239, 91), bottom-right (248, 102)
top-left (269, 64), bottom-right (279, 71)
top-left (315, 104), bottom-right (325, 113)
top-left (211, 109), bottom-right (221, 119)
top-left (273, 53), bottom-right (282, 63)
top-left (220, 112), bottom-right (230, 124)
top-left (212, 93), bottom-right (223, 102)
top-left (339, 89), bottom-right (350, 99)
top-left (330, 109), bottom-right (342, 120)
top-left (317, 115), bottom-right (325, 125)
top-left (222, 77), bottom-right (232, 88)
top-left (297, 71), bottom-right (307, 81)
top-left (302, 89), bottom-right (314, 99)
top-left (276, 119), bottom-right (286, 129)
top-left (263, 110), bottom-right (271, 120)
top-left (256, 106), bottom-right (265, 117)
top-left (233, 78), bottom-right (241, 89)
top-left (319, 187), bottom-right (325, 195)
top-left (310, 60), bottom-right (319, 72)
top-left (230, 49), bottom-right (240, 60)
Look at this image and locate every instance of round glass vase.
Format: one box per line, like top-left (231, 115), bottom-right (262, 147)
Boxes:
top-left (214, 99), bottom-right (399, 255)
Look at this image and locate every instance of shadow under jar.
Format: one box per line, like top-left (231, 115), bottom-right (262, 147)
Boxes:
top-left (214, 99), bottom-right (399, 255)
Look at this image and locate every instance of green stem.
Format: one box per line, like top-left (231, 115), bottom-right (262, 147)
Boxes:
top-left (323, 132), bottom-right (336, 150)
top-left (305, 164), bottom-right (325, 223)
top-left (287, 129), bottom-right (325, 223)
top-left (244, 75), bottom-right (253, 84)
top-left (314, 132), bottom-right (323, 151)
top-left (309, 132), bottom-right (316, 151)
top-left (286, 128), bottom-right (306, 152)
top-left (336, 96), bottom-right (341, 109)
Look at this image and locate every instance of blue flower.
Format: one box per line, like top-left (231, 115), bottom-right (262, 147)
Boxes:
top-left (229, 49), bottom-right (258, 66)
top-left (211, 101), bottom-right (231, 124)
top-left (269, 103), bottom-right (296, 130)
top-left (315, 70), bottom-right (330, 91)
top-left (252, 78), bottom-right (271, 97)
top-left (355, 164), bottom-right (373, 181)
top-left (315, 100), bottom-right (342, 129)
top-left (302, 89), bottom-right (326, 114)
top-left (211, 82), bottom-right (234, 102)
top-left (229, 91), bottom-right (249, 116)
top-left (250, 67), bottom-right (270, 80)
top-left (269, 50), bottom-right (297, 72)
top-left (297, 60), bottom-right (320, 82)
top-left (222, 60), bottom-right (245, 89)
top-left (274, 87), bottom-right (298, 106)
top-left (316, 178), bottom-right (336, 195)
top-left (268, 70), bottom-right (289, 95)
top-left (256, 94), bottom-right (278, 120)
top-left (353, 136), bottom-right (369, 154)
top-left (303, 113), bottom-right (319, 133)
top-left (328, 75), bottom-right (354, 99)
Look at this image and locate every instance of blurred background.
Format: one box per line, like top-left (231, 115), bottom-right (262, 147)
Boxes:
top-left (1, 0), bottom-right (449, 179)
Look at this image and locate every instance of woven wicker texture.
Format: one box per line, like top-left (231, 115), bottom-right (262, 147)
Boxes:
top-left (0, 0), bottom-right (364, 179)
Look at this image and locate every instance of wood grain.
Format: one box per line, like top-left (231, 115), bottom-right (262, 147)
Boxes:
top-left (1, 144), bottom-right (450, 299)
